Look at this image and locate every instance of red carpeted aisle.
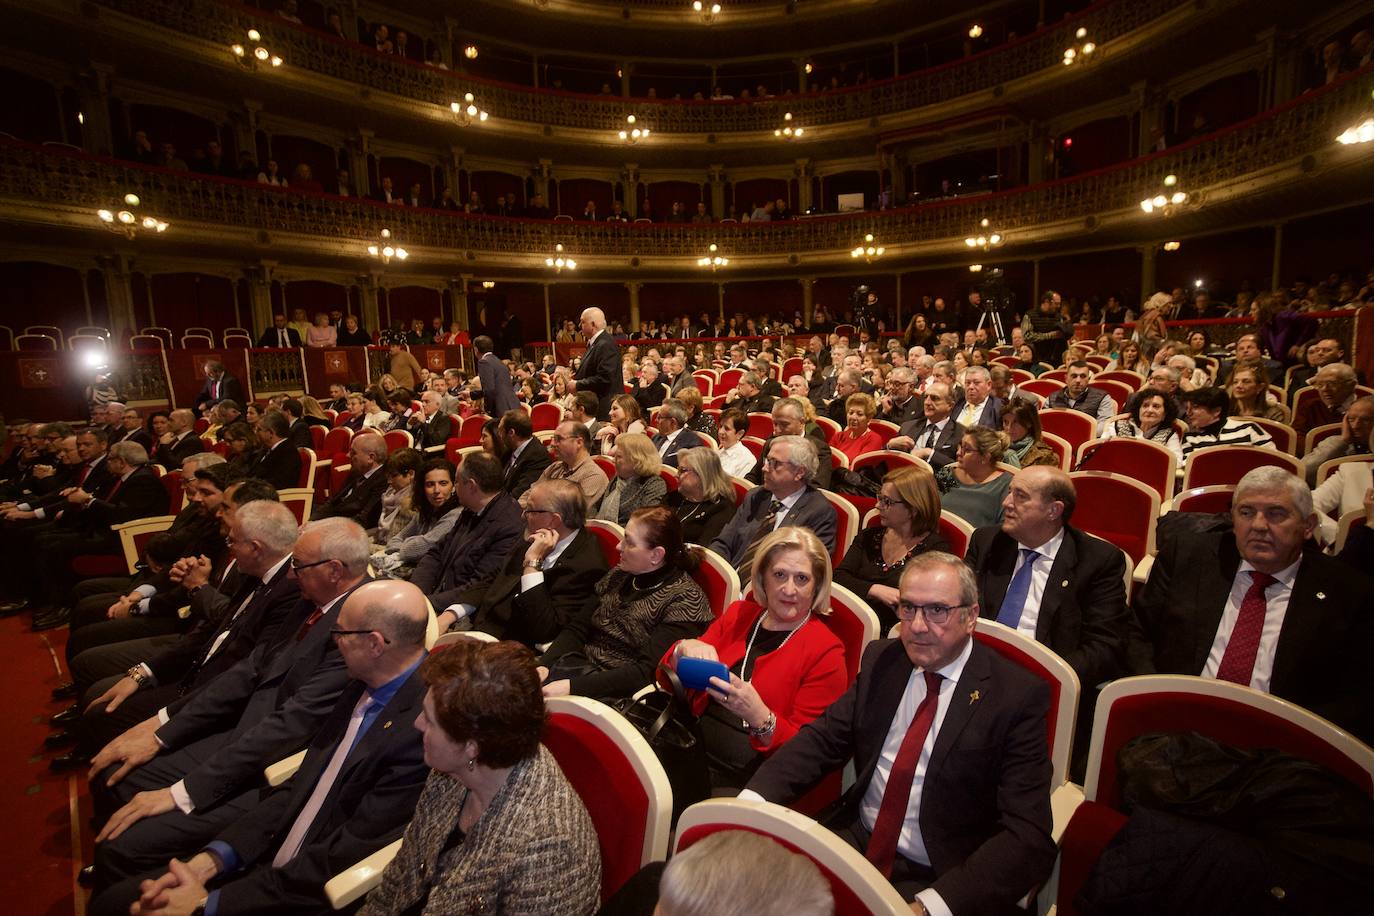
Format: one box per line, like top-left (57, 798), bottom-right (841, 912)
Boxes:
top-left (0, 615), bottom-right (91, 916)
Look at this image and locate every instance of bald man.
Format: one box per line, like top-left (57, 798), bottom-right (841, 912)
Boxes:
top-left (571, 307), bottom-right (621, 420)
top-left (964, 466), bottom-right (1129, 693)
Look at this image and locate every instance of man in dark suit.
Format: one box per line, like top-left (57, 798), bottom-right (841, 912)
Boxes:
top-left (499, 409), bottom-right (550, 501)
top-left (745, 398), bottom-right (834, 490)
top-left (712, 435), bottom-right (836, 576)
top-left (652, 399), bottom-right (704, 470)
top-left (950, 366), bottom-right (1003, 430)
top-left (449, 479), bottom-right (606, 646)
top-left (662, 355), bottom-right (694, 399)
top-left (193, 361), bottom-right (245, 417)
top-left (279, 399), bottom-right (314, 451)
top-left (877, 368), bottom-right (921, 426)
top-left (310, 432), bottom-right (389, 528)
top-left (743, 552), bottom-right (1057, 914)
top-left (256, 314), bottom-right (303, 349)
top-left (76, 500), bottom-right (303, 767)
top-left (154, 409), bottom-right (204, 472)
top-left (887, 383), bottom-right (964, 470)
top-left (474, 334), bottom-right (519, 418)
top-left (820, 369), bottom-right (864, 426)
top-left (630, 361), bottom-right (667, 413)
top-left (572, 307), bottom-right (623, 420)
top-left (1129, 466), bottom-right (1374, 742)
top-left (88, 518), bottom-right (371, 889)
top-left (722, 372), bottom-right (776, 416)
top-left (965, 466), bottom-right (1128, 691)
top-left (248, 412), bottom-right (303, 490)
top-left (110, 405), bottom-right (155, 452)
top-left (89, 579), bottom-right (431, 916)
top-left (406, 389), bottom-right (453, 450)
top-left (414, 452), bottom-right (526, 632)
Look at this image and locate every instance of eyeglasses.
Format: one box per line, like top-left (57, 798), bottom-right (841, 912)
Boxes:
top-left (895, 603), bottom-right (970, 625)
top-left (522, 506), bottom-right (555, 516)
top-left (290, 557), bottom-right (333, 572)
top-left (330, 628), bottom-right (390, 644)
top-left (876, 495), bottom-right (907, 510)
top-left (762, 458), bottom-right (794, 470)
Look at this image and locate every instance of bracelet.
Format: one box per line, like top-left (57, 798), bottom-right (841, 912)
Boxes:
top-left (126, 666), bottom-right (149, 687)
top-left (747, 711), bottom-right (777, 738)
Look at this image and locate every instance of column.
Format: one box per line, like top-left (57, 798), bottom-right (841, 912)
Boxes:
top-left (1027, 125), bottom-right (1048, 184)
top-left (799, 277), bottom-right (815, 328)
top-left (794, 160), bottom-right (813, 212)
top-left (449, 277), bottom-right (471, 329)
top-left (542, 283), bottom-right (553, 342)
top-left (893, 273), bottom-right (902, 329)
top-left (349, 129), bottom-right (374, 197)
top-left (445, 146), bottom-right (464, 198)
top-left (620, 61), bottom-right (632, 97)
top-left (76, 64), bottom-right (116, 156)
top-left (622, 164), bottom-right (640, 215)
top-left (355, 272), bottom-right (381, 333)
top-left (1271, 223), bottom-right (1284, 292)
top-left (708, 165), bottom-right (726, 221)
top-left (1031, 259), bottom-right (1042, 306)
top-left (1139, 245), bottom-right (1157, 300)
top-left (229, 101), bottom-right (263, 166)
top-left (889, 152), bottom-right (908, 207)
top-left (1133, 80), bottom-right (1166, 156)
top-left (794, 58), bottom-right (808, 93)
top-left (244, 263), bottom-right (275, 334)
top-left (97, 255), bottom-right (137, 339)
top-left (625, 281), bottom-right (642, 329)
top-left (716, 282), bottom-right (726, 322)
top-left (533, 159), bottom-right (552, 205)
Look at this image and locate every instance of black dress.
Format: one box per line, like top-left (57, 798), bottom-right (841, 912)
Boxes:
top-left (832, 526), bottom-right (951, 632)
top-left (667, 492), bottom-right (735, 547)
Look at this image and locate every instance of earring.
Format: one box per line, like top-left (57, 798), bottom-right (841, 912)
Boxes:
top-left (467, 757), bottom-right (476, 772)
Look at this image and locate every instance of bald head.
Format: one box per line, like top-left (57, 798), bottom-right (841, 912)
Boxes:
top-left (1001, 465), bottom-right (1076, 547)
top-left (336, 580), bottom-right (431, 686)
top-left (579, 308), bottom-right (606, 338)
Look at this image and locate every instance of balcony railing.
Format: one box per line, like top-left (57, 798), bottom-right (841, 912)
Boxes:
top-left (3, 69), bottom-right (1368, 263)
top-left (92, 0), bottom-right (1189, 134)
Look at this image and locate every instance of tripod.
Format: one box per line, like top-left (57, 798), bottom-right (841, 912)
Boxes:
top-left (975, 307), bottom-right (1008, 345)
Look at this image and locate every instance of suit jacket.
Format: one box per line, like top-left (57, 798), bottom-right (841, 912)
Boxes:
top-left (665, 373), bottom-right (694, 399)
top-left (503, 439), bottom-right (551, 500)
top-left (111, 426), bottom-right (155, 452)
top-left (965, 525), bottom-right (1128, 689)
top-left (195, 373), bottom-right (246, 414)
top-left (477, 352), bottom-right (519, 418)
top-left (284, 419), bottom-right (313, 452)
top-left (410, 493), bottom-right (526, 610)
top-left (1130, 528), bottom-right (1374, 742)
top-left (145, 560), bottom-right (302, 693)
top-left (746, 639), bottom-right (1056, 914)
top-left (746, 426), bottom-right (834, 490)
top-left (951, 394), bottom-right (1004, 430)
top-left (410, 412), bottom-right (452, 450)
top-left (630, 380), bottom-right (666, 413)
top-left (257, 327), bottom-right (303, 348)
top-left (311, 466), bottom-right (388, 528)
top-left (896, 417), bottom-right (964, 470)
top-left (878, 396), bottom-right (922, 427)
top-left (652, 428), bottom-right (704, 469)
top-left (211, 669), bottom-right (429, 915)
top-left (155, 589), bottom-right (359, 809)
top-left (574, 331), bottom-right (622, 420)
top-left (459, 528), bottom-right (608, 646)
top-left (710, 486), bottom-right (837, 566)
top-left (75, 465), bottom-right (169, 532)
top-left (250, 442), bottom-right (302, 490)
top-left (155, 432), bottom-right (204, 471)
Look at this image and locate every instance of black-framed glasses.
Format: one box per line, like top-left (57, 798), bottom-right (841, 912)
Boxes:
top-left (522, 506), bottom-right (555, 516)
top-left (330, 628), bottom-right (390, 644)
top-left (876, 495), bottom-right (906, 510)
top-left (895, 603), bottom-right (970, 625)
top-left (291, 557), bottom-right (334, 572)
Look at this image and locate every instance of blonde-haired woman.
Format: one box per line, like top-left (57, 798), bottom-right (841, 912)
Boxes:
top-left (591, 432), bottom-right (667, 525)
top-left (936, 426), bottom-right (1013, 528)
top-left (593, 393), bottom-right (645, 455)
top-left (663, 526), bottom-right (848, 792)
top-left (306, 311), bottom-right (337, 348)
top-left (1135, 291), bottom-right (1170, 346)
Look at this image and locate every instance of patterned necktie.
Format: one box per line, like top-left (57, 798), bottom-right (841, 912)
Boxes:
top-left (736, 498), bottom-right (785, 580)
top-left (995, 548), bottom-right (1041, 629)
top-left (866, 671), bottom-right (943, 877)
top-left (1215, 571), bottom-right (1276, 685)
top-left (922, 424), bottom-right (939, 449)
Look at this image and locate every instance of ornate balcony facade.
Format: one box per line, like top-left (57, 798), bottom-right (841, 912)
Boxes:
top-left (88, 0), bottom-right (1193, 139)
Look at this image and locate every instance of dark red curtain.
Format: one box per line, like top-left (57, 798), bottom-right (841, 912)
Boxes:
top-left (0, 262), bottom-right (87, 334)
top-left (643, 181), bottom-right (702, 218)
top-left (149, 274), bottom-right (237, 337)
top-left (732, 179), bottom-right (788, 218)
top-left (557, 178), bottom-right (615, 218)
top-left (0, 68), bottom-right (61, 143)
top-left (270, 135), bottom-right (338, 187)
top-left (469, 170), bottom-right (525, 208)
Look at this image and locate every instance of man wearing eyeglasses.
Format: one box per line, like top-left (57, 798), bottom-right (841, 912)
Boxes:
top-left (88, 518), bottom-right (371, 893)
top-left (522, 420), bottom-right (608, 509)
top-left (91, 580), bottom-right (431, 916)
top-left (711, 435), bottom-right (836, 573)
top-left (744, 552), bottom-right (1056, 915)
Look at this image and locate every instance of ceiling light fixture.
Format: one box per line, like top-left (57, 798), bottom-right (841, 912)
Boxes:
top-left (618, 114), bottom-right (650, 143)
top-left (850, 234), bottom-right (885, 262)
top-left (450, 92), bottom-right (489, 125)
top-left (545, 243), bottom-right (577, 273)
top-left (366, 228), bottom-right (409, 264)
top-left (96, 192), bottom-right (169, 239)
top-left (1063, 26), bottom-right (1094, 65)
top-left (231, 28), bottom-right (283, 69)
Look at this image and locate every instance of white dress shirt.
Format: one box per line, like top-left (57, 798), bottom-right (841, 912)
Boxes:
top-left (1004, 527), bottom-right (1066, 637)
top-left (1201, 557), bottom-right (1299, 692)
top-left (768, 488), bottom-right (805, 533)
top-left (719, 441), bottom-right (756, 479)
top-left (657, 428), bottom-right (683, 459)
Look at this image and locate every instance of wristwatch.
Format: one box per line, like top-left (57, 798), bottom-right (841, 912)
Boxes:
top-left (125, 665), bottom-right (150, 688)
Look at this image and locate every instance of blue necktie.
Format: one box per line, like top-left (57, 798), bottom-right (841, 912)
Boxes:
top-left (996, 548), bottom-right (1040, 629)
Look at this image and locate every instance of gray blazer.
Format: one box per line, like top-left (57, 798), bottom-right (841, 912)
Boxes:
top-left (710, 486), bottom-right (837, 565)
top-left (592, 474), bottom-right (668, 526)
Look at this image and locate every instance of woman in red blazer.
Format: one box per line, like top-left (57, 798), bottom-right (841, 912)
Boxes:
top-left (662, 527), bottom-right (848, 790)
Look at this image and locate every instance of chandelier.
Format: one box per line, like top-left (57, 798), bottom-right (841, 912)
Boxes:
top-left (692, 1), bottom-right (721, 23)
top-left (1336, 117), bottom-right (1374, 145)
top-left (97, 193), bottom-right (169, 239)
top-left (463, 44), bottom-right (479, 60)
top-left (545, 243), bottom-right (577, 273)
top-left (774, 112), bottom-right (804, 139)
top-left (450, 93), bottom-right (489, 126)
top-left (964, 218), bottom-right (1003, 251)
top-left (1062, 27), bottom-right (1095, 65)
top-left (697, 243), bottom-right (729, 271)
top-left (850, 234), bottom-right (885, 262)
top-left (1139, 174), bottom-right (1188, 215)
top-left (367, 228), bottom-right (409, 264)
top-left (231, 28), bottom-right (283, 70)
top-left (618, 115), bottom-right (650, 143)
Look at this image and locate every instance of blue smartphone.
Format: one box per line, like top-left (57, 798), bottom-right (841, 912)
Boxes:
top-left (676, 657), bottom-right (730, 691)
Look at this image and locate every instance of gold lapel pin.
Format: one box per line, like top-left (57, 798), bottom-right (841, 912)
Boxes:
top-left (383, 720), bottom-right (392, 729)
top-left (969, 690), bottom-right (981, 706)
top-left (1315, 592), bottom-right (1326, 600)
top-left (1061, 579), bottom-right (1069, 588)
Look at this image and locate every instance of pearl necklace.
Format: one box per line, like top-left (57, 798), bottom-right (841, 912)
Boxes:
top-left (741, 608), bottom-right (811, 683)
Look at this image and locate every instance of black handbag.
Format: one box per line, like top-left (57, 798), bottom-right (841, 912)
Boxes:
top-left (611, 665), bottom-right (712, 821)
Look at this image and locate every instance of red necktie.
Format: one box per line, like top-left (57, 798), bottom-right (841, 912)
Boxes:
top-left (1215, 571), bottom-right (1276, 685)
top-left (295, 605), bottom-right (324, 641)
top-left (866, 671), bottom-right (942, 877)
top-left (105, 478), bottom-right (124, 501)
top-left (77, 463), bottom-right (92, 487)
